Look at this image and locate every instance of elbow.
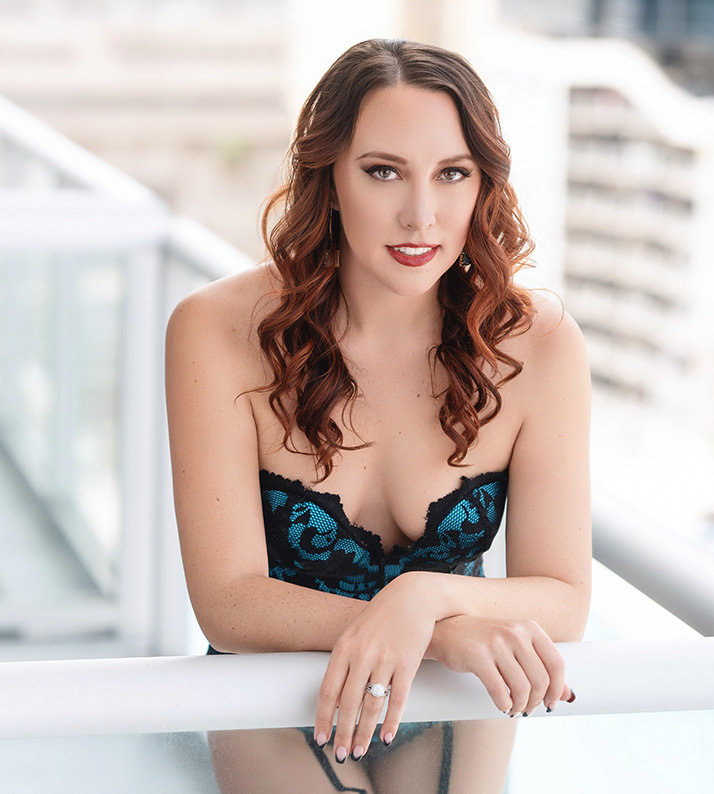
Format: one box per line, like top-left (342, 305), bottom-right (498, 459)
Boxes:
top-left (198, 610), bottom-right (259, 655)
top-left (191, 573), bottom-right (268, 654)
top-left (193, 609), bottom-right (239, 654)
top-left (557, 580), bottom-right (591, 642)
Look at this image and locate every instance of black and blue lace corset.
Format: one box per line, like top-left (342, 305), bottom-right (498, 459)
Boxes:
top-left (260, 468), bottom-right (508, 600)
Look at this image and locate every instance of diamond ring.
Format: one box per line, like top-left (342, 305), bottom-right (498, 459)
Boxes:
top-left (365, 682), bottom-right (390, 698)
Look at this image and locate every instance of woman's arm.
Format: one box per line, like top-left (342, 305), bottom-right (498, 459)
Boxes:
top-left (166, 278), bottom-right (371, 654)
top-left (422, 305), bottom-right (592, 637)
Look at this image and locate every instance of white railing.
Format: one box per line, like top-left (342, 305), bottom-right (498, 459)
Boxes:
top-left (1, 638), bottom-right (713, 739)
top-left (593, 487), bottom-right (714, 636)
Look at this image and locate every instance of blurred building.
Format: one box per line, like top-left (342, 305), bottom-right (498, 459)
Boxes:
top-left (501, 0), bottom-right (714, 95)
top-left (0, 0), bottom-right (291, 260)
top-left (468, 26), bottom-right (714, 538)
top-left (565, 82), bottom-right (712, 411)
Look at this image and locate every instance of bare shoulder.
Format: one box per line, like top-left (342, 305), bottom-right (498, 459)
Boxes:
top-left (500, 289), bottom-right (590, 421)
top-left (166, 263), bottom-right (279, 386)
top-left (167, 262), bottom-right (278, 343)
top-left (514, 290), bottom-right (588, 370)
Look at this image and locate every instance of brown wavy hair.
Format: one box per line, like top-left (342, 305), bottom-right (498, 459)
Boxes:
top-left (258, 38), bottom-right (534, 480)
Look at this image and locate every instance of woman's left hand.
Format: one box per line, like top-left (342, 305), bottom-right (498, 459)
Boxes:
top-left (313, 573), bottom-right (436, 763)
top-left (427, 613), bottom-right (572, 716)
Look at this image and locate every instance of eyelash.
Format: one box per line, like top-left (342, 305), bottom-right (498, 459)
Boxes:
top-left (364, 165), bottom-right (472, 182)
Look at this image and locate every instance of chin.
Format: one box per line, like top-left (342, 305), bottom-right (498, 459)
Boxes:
top-left (389, 277), bottom-right (443, 299)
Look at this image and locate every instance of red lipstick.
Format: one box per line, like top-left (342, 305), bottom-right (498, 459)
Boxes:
top-left (386, 245), bottom-right (439, 268)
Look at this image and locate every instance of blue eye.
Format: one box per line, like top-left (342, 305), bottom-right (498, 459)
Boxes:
top-left (365, 165), bottom-right (400, 181)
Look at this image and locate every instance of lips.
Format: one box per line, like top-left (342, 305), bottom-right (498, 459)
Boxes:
top-left (386, 244), bottom-right (439, 267)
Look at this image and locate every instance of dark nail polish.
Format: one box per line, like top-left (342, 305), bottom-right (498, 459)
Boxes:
top-left (546, 706), bottom-right (552, 713)
top-left (335, 746), bottom-right (347, 764)
top-left (522, 712), bottom-right (529, 717)
top-left (567, 690), bottom-right (577, 704)
top-left (509, 714), bottom-right (515, 718)
top-left (382, 732), bottom-right (393, 746)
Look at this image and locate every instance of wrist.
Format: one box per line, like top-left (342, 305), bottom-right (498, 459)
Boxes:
top-left (425, 615), bottom-right (457, 661)
top-left (425, 620), bottom-right (443, 661)
top-left (383, 570), bottom-right (445, 622)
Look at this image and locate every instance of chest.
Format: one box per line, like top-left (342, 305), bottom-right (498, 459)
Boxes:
top-left (252, 349), bottom-right (519, 548)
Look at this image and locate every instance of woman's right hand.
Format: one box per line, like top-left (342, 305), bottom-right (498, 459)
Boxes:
top-left (313, 573), bottom-right (437, 762)
top-left (428, 614), bottom-right (574, 716)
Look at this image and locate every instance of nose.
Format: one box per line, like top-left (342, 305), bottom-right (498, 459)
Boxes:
top-left (398, 183), bottom-right (436, 232)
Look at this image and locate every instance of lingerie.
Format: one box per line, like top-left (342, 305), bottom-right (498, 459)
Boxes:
top-left (260, 467), bottom-right (508, 600)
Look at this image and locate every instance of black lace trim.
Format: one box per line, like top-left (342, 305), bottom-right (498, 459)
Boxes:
top-left (259, 468), bottom-right (508, 559)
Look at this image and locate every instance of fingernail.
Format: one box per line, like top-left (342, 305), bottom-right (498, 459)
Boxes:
top-left (315, 731), bottom-right (327, 747)
top-left (382, 732), bottom-right (393, 746)
top-left (567, 690), bottom-right (577, 704)
top-left (351, 746), bottom-right (364, 761)
top-left (335, 746), bottom-right (347, 764)
top-left (521, 712), bottom-right (529, 717)
top-left (546, 706), bottom-right (553, 713)
top-left (509, 714), bottom-right (515, 718)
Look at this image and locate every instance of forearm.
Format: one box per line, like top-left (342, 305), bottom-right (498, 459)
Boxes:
top-left (197, 572), bottom-right (369, 654)
top-left (412, 571), bottom-right (591, 656)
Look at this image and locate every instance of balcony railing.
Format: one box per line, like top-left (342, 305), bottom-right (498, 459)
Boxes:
top-left (2, 639), bottom-right (713, 739)
top-left (0, 94), bottom-right (249, 659)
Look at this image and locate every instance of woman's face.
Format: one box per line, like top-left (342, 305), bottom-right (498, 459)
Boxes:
top-left (332, 83), bottom-right (481, 299)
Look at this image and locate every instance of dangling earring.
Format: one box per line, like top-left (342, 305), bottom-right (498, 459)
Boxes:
top-left (458, 250), bottom-right (472, 273)
top-left (323, 210), bottom-right (340, 268)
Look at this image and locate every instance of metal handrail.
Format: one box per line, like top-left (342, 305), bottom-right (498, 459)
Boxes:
top-left (593, 487), bottom-right (714, 636)
top-left (0, 94), bottom-right (161, 202)
top-left (1, 639), bottom-right (712, 739)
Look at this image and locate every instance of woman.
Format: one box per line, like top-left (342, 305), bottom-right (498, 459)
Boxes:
top-left (166, 38), bottom-right (591, 793)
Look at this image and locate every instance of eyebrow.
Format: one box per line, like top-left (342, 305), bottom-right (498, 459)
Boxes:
top-left (356, 151), bottom-right (476, 166)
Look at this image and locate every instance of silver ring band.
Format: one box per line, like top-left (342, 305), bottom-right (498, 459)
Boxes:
top-left (365, 682), bottom-right (390, 698)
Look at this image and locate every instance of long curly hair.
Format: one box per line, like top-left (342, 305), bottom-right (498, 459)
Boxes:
top-left (258, 39), bottom-right (534, 480)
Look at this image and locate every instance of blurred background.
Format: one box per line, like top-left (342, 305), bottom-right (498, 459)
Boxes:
top-left (0, 1), bottom-right (713, 789)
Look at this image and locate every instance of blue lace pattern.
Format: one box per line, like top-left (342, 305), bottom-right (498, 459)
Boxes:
top-left (261, 468), bottom-right (508, 599)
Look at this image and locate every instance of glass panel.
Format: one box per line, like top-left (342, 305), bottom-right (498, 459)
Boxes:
top-left (0, 249), bottom-right (125, 639)
top-left (163, 248), bottom-right (214, 313)
top-left (0, 250), bottom-right (124, 563)
top-left (509, 710), bottom-right (714, 794)
top-left (0, 251), bottom-right (55, 486)
top-left (0, 714), bottom-right (710, 793)
top-left (0, 732), bottom-right (219, 794)
top-left (69, 254), bottom-right (124, 560)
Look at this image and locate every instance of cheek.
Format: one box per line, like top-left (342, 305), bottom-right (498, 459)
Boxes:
top-left (340, 190), bottom-right (386, 239)
top-left (456, 191), bottom-right (479, 231)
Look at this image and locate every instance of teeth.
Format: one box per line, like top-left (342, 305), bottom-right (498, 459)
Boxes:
top-left (394, 246), bottom-right (432, 256)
